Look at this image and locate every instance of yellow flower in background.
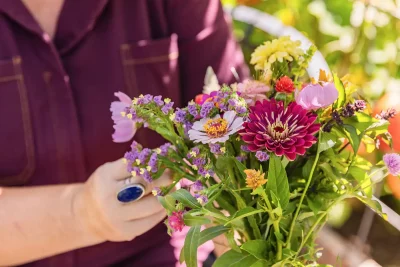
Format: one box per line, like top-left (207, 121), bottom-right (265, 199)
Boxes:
top-left (277, 9), bottom-right (295, 26)
top-left (250, 36), bottom-right (304, 72)
top-left (237, 0), bottom-right (262, 6)
top-left (244, 169), bottom-right (267, 190)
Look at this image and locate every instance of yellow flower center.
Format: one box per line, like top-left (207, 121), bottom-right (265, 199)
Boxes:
top-left (203, 118), bottom-right (228, 138)
top-left (244, 169), bottom-right (267, 190)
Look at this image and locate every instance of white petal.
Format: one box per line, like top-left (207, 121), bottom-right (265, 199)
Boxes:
top-left (192, 119), bottom-right (207, 131)
top-left (223, 110), bottom-right (236, 124)
top-left (210, 135), bottom-right (229, 143)
top-left (229, 117), bottom-right (244, 131)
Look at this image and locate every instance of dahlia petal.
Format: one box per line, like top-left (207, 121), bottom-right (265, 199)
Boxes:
top-left (285, 152), bottom-right (297, 161)
top-left (242, 135), bottom-right (255, 142)
top-left (295, 146), bottom-right (306, 155)
top-left (248, 144), bottom-right (260, 151)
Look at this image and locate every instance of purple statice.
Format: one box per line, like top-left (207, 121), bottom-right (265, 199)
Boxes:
top-left (194, 193), bottom-right (208, 205)
top-left (138, 148), bottom-right (152, 163)
top-left (142, 170), bottom-right (153, 183)
top-left (193, 157), bottom-right (206, 168)
top-left (192, 180), bottom-right (204, 191)
top-left (153, 95), bottom-right (164, 106)
top-left (383, 153), bottom-right (400, 176)
top-left (174, 108), bottom-right (187, 123)
top-left (219, 103), bottom-right (228, 111)
top-left (332, 110), bottom-right (343, 125)
top-left (159, 143), bottom-right (171, 156)
top-left (376, 108), bottom-right (397, 120)
top-left (354, 100), bottom-right (366, 112)
top-left (255, 151), bottom-right (270, 162)
top-left (152, 187), bottom-right (163, 196)
top-left (200, 102), bottom-right (215, 118)
top-left (142, 94), bottom-right (153, 104)
top-left (241, 145), bottom-right (250, 152)
top-left (124, 150), bottom-right (139, 162)
top-left (209, 143), bottom-right (222, 154)
top-left (228, 98), bottom-right (238, 108)
top-left (188, 102), bottom-right (199, 117)
top-left (161, 102), bottom-right (174, 115)
top-left (183, 122), bottom-right (193, 136)
top-left (198, 167), bottom-right (214, 178)
top-left (235, 105), bottom-right (247, 114)
top-left (131, 141), bottom-right (140, 150)
top-left (187, 147), bottom-right (200, 159)
top-left (131, 166), bottom-right (140, 176)
top-left (148, 153), bottom-right (158, 169)
top-left (236, 155), bottom-right (247, 162)
top-left (341, 104), bottom-right (355, 118)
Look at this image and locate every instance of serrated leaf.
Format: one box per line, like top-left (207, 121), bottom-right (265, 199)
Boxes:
top-left (213, 250), bottom-right (259, 267)
top-left (183, 226), bottom-right (201, 267)
top-left (183, 214), bottom-right (211, 226)
top-left (267, 155), bottom-right (290, 209)
top-left (241, 240), bottom-right (268, 260)
top-left (171, 189), bottom-right (201, 209)
top-left (198, 225), bottom-right (229, 246)
top-left (333, 73), bottom-right (345, 108)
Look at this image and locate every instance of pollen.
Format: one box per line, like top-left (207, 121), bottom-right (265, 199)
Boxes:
top-left (244, 169), bottom-right (267, 190)
top-left (203, 118), bottom-right (228, 138)
top-left (127, 114), bottom-right (133, 119)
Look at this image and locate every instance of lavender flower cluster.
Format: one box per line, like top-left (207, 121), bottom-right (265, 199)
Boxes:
top-left (186, 147), bottom-right (215, 178)
top-left (124, 141), bottom-right (171, 183)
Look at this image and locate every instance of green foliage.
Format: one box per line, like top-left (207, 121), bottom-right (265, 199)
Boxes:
top-left (267, 155), bottom-right (290, 209)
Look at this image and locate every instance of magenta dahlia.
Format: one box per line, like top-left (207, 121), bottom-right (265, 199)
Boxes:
top-left (240, 99), bottom-right (320, 161)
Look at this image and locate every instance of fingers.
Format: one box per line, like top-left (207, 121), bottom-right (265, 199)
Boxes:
top-left (116, 169), bottom-right (172, 195)
top-left (119, 194), bottom-right (164, 220)
top-left (106, 159), bottom-right (130, 181)
top-left (122, 210), bottom-right (167, 239)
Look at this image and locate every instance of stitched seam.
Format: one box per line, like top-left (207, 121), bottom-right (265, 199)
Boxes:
top-left (1, 57), bottom-right (35, 185)
top-left (43, 72), bottom-right (66, 182)
top-left (123, 52), bottom-right (179, 65)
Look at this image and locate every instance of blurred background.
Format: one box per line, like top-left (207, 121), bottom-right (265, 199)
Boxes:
top-left (220, 0), bottom-right (400, 266)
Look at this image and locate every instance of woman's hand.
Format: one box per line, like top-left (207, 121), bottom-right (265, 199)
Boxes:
top-left (74, 159), bottom-right (171, 242)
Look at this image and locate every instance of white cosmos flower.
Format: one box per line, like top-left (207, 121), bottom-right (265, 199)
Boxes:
top-left (188, 111), bottom-right (244, 144)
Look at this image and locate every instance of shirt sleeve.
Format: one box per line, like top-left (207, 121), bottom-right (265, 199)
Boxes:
top-left (166, 0), bottom-right (250, 104)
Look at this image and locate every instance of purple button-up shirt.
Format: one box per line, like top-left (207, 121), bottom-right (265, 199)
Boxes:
top-left (0, 0), bottom-right (248, 266)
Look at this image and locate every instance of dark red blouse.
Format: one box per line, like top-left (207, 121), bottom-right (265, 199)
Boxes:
top-left (0, 0), bottom-right (248, 266)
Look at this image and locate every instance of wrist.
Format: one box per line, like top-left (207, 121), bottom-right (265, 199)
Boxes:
top-left (70, 184), bottom-right (105, 246)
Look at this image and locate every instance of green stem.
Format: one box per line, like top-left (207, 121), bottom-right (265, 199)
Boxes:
top-left (260, 191), bottom-right (282, 261)
top-left (286, 131), bottom-right (321, 249)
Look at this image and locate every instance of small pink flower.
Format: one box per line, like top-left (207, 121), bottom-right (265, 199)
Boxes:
top-left (236, 80), bottom-right (270, 106)
top-left (110, 92), bottom-right (136, 143)
top-left (383, 153), bottom-right (400, 176)
top-left (168, 211), bottom-right (185, 232)
top-left (295, 82), bottom-right (338, 110)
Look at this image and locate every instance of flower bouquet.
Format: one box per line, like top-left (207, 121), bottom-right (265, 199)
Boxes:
top-left (111, 36), bottom-right (398, 266)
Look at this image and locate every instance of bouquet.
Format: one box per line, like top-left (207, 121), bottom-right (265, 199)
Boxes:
top-left (111, 36), bottom-right (398, 266)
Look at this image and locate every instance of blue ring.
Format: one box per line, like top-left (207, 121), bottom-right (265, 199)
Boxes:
top-left (117, 183), bottom-right (145, 203)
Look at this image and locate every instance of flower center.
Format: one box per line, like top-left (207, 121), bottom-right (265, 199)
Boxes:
top-left (267, 121), bottom-right (289, 140)
top-left (203, 118), bottom-right (228, 138)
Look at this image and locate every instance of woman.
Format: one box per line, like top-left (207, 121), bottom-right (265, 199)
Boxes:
top-left (0, 0), bottom-right (247, 266)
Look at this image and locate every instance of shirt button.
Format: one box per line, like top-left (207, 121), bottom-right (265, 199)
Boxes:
top-left (42, 33), bottom-right (51, 43)
top-left (64, 75), bottom-right (70, 83)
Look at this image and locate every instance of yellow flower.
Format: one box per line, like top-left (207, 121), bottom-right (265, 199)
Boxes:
top-left (164, 98), bottom-right (171, 104)
top-left (127, 114), bottom-right (133, 119)
top-left (251, 36), bottom-right (304, 72)
top-left (244, 169), bottom-right (267, 190)
top-left (120, 111), bottom-right (126, 117)
top-left (169, 113), bottom-right (176, 121)
top-left (135, 159), bottom-right (141, 165)
top-left (155, 148), bottom-right (162, 154)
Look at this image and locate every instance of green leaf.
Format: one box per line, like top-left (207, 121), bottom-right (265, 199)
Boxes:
top-left (241, 240), bottom-right (268, 260)
top-left (230, 190), bottom-right (262, 239)
top-left (213, 250), bottom-right (259, 267)
top-left (225, 207), bottom-right (264, 226)
top-left (366, 119), bottom-right (390, 136)
top-left (343, 112), bottom-right (376, 133)
top-left (158, 195), bottom-right (176, 213)
top-left (226, 230), bottom-right (241, 252)
top-left (343, 124), bottom-right (361, 153)
top-left (318, 132), bottom-right (337, 153)
top-left (183, 226), bottom-right (201, 267)
top-left (266, 155), bottom-right (290, 209)
top-left (215, 156), bottom-right (233, 178)
top-left (198, 225), bottom-right (229, 246)
top-left (171, 189), bottom-right (201, 209)
top-left (354, 195), bottom-right (387, 220)
top-left (233, 157), bottom-right (247, 179)
top-left (333, 73), bottom-right (345, 109)
top-left (183, 213), bottom-right (211, 226)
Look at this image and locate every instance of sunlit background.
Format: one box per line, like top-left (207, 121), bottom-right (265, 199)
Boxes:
top-left (221, 0), bottom-right (400, 265)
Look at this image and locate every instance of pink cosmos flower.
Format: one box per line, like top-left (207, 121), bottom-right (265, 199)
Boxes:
top-left (383, 153), bottom-right (400, 176)
top-left (236, 80), bottom-right (270, 106)
top-left (295, 82), bottom-right (338, 110)
top-left (110, 92), bottom-right (136, 143)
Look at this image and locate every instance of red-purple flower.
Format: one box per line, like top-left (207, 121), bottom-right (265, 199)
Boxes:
top-left (240, 99), bottom-right (320, 161)
top-left (168, 211), bottom-right (185, 232)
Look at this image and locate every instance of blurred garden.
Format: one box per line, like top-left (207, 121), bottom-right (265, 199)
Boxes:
top-left (221, 0), bottom-right (400, 265)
